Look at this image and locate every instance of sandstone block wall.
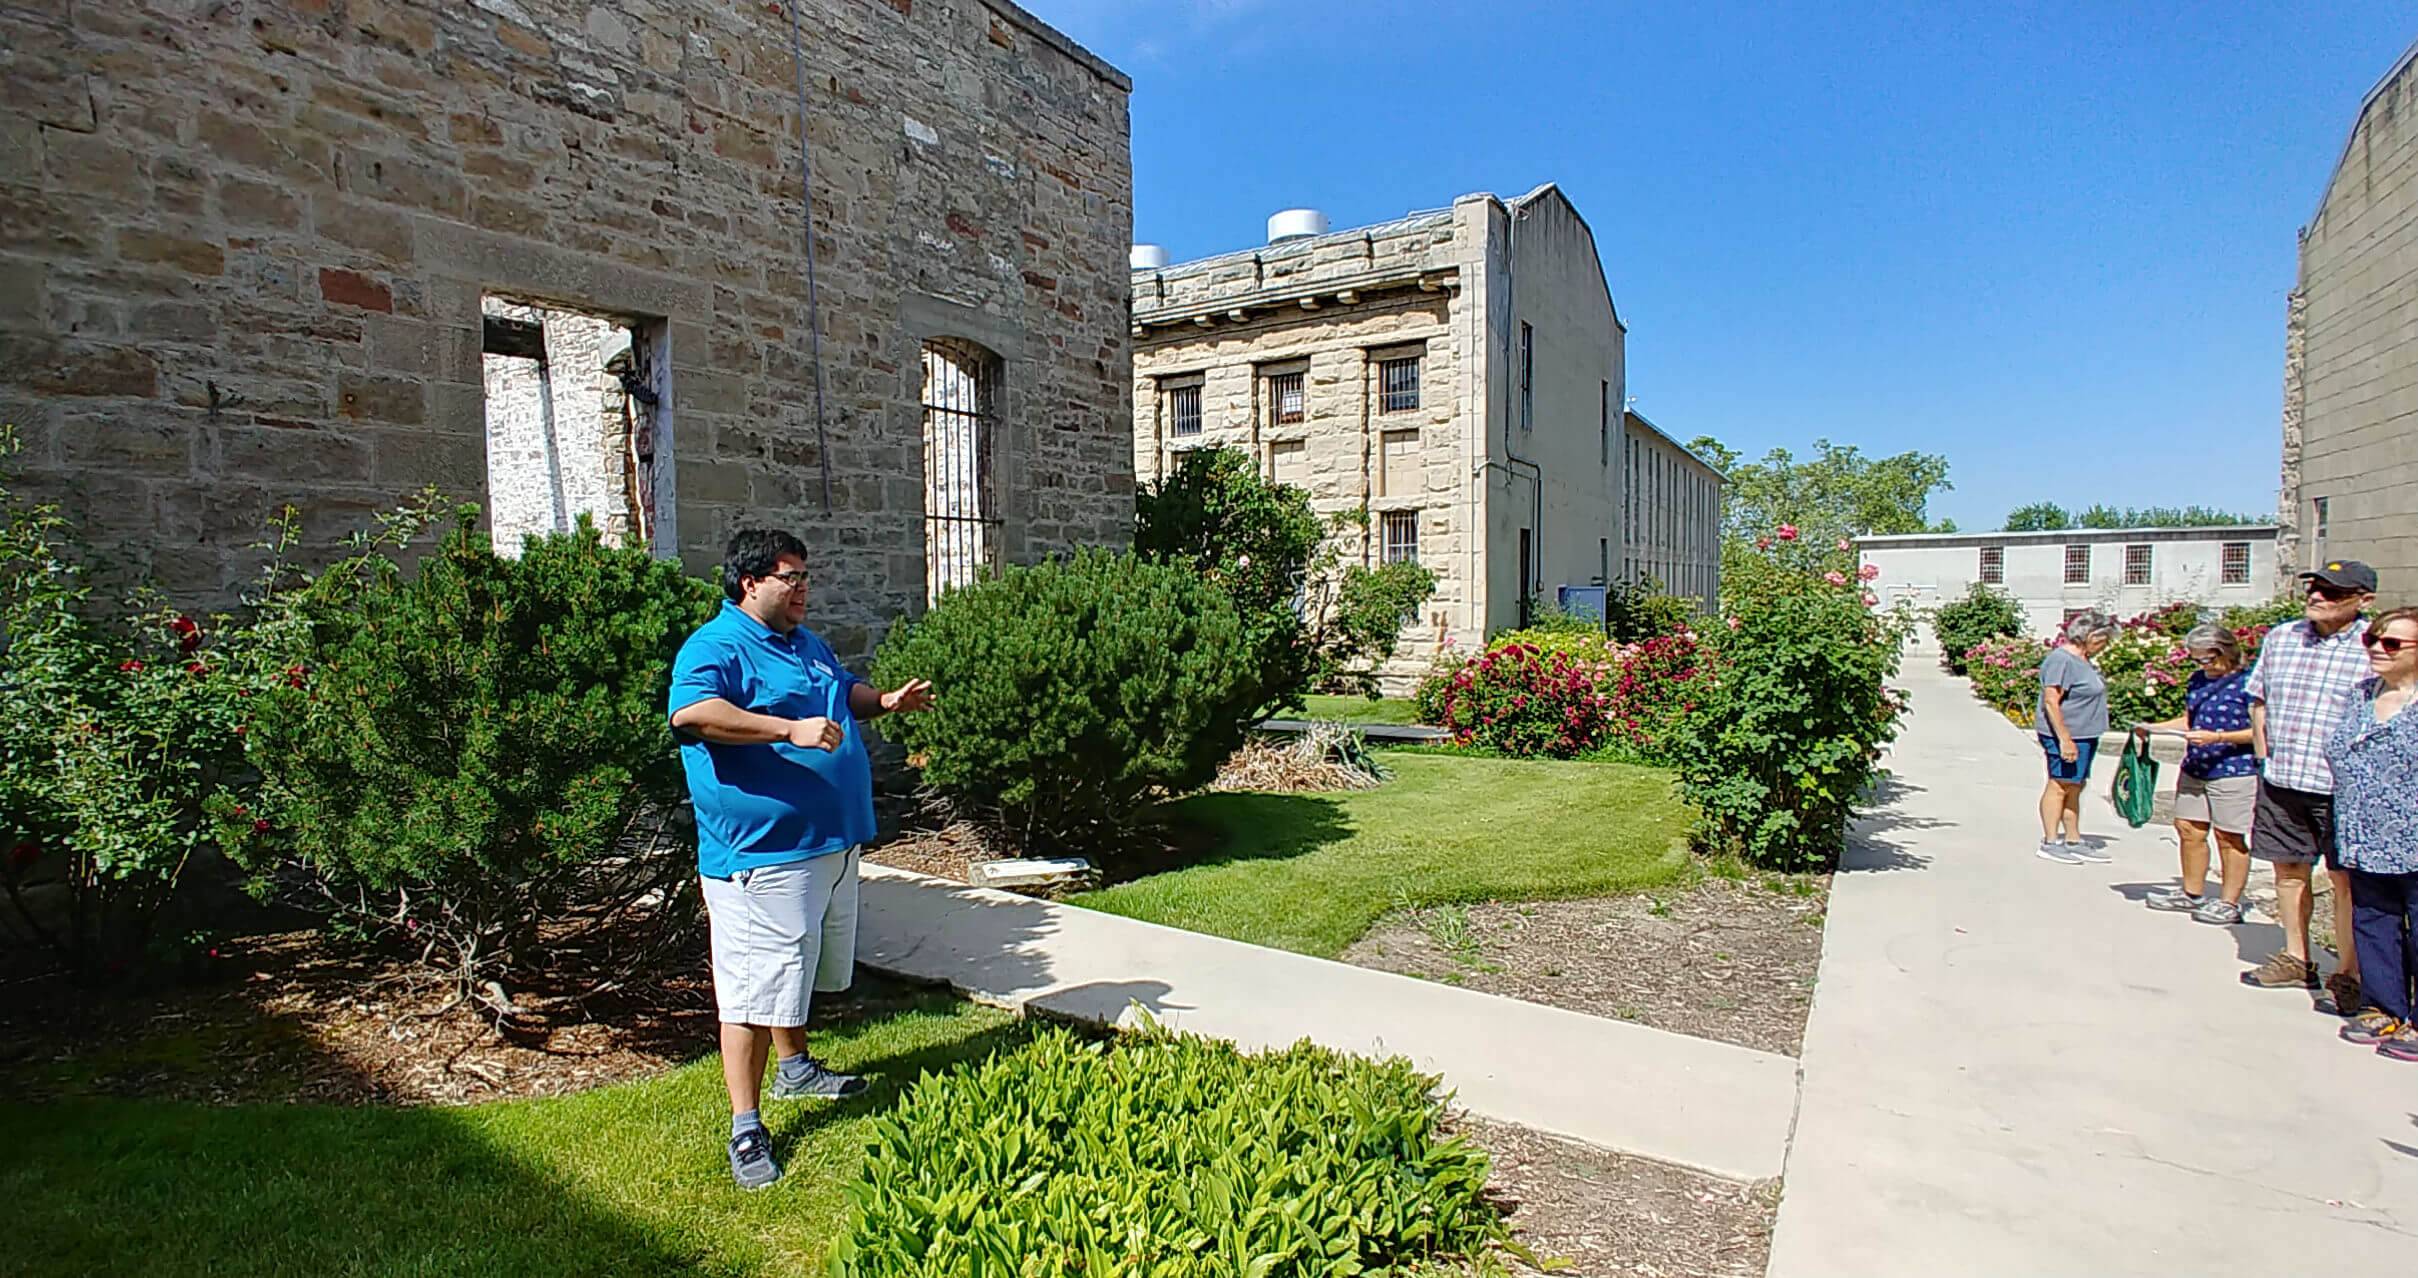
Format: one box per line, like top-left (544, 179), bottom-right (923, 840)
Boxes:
top-left (2284, 42), bottom-right (2418, 598)
top-left (0, 0), bottom-right (1133, 660)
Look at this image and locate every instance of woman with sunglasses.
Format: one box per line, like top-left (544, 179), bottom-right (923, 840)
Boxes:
top-left (2137, 624), bottom-right (2257, 923)
top-left (2330, 606), bottom-right (2418, 1062)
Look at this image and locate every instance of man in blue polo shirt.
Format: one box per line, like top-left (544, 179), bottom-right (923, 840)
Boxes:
top-left (668, 528), bottom-right (932, 1190)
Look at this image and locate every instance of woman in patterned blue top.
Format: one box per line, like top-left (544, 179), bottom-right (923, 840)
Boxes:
top-left (2328, 607), bottom-right (2418, 1063)
top-left (2137, 625), bottom-right (2259, 924)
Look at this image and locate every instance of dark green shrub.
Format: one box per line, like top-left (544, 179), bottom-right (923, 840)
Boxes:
top-left (2219, 592), bottom-right (2305, 632)
top-left (233, 503), bottom-right (717, 995)
top-left (1605, 579), bottom-right (1699, 643)
top-left (871, 550), bottom-right (1257, 848)
top-left (1673, 534), bottom-right (1911, 870)
top-left (827, 1025), bottom-right (1525, 1276)
top-left (1930, 582), bottom-right (2024, 674)
top-left (1135, 447), bottom-right (1434, 707)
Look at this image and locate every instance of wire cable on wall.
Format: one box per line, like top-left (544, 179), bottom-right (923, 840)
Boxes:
top-left (783, 1), bottom-right (836, 512)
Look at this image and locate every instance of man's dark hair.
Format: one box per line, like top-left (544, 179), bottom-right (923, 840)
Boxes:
top-left (722, 528), bottom-right (808, 602)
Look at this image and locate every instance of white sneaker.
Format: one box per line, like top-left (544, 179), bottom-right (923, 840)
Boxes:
top-left (2037, 841), bottom-right (2084, 864)
top-left (2064, 841), bottom-right (2112, 864)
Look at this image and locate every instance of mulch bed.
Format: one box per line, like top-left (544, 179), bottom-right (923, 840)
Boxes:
top-left (0, 929), bottom-right (740, 1107)
top-left (1464, 1114), bottom-right (1777, 1277)
top-left (1342, 876), bottom-right (1830, 1057)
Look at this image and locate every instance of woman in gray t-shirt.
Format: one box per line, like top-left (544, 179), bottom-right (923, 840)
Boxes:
top-left (2036, 611), bottom-right (2117, 864)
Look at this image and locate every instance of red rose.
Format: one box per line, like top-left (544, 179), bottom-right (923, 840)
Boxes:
top-left (252, 819), bottom-right (270, 834)
top-left (230, 804), bottom-right (247, 818)
top-left (187, 662), bottom-right (208, 676)
top-left (118, 659), bottom-right (145, 673)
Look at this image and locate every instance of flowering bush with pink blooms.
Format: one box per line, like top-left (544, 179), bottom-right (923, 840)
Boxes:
top-left (1964, 635), bottom-right (2048, 723)
top-left (1432, 641), bottom-right (1617, 758)
top-left (1669, 532), bottom-right (1914, 870)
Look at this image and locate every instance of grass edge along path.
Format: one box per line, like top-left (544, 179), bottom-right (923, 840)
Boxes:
top-left (0, 989), bottom-right (1023, 1278)
top-left (1295, 693), bottom-right (1425, 725)
top-left (1074, 751), bottom-right (1696, 958)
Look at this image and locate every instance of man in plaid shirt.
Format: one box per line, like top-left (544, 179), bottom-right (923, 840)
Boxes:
top-left (2241, 560), bottom-right (2378, 1010)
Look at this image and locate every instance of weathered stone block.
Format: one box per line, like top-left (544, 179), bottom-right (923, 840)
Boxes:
top-left (369, 426), bottom-right (487, 493)
top-left (320, 267), bottom-right (394, 313)
top-left (0, 335), bottom-right (158, 398)
top-left (117, 230), bottom-right (225, 277)
top-left (56, 408), bottom-right (196, 476)
top-left (217, 424), bottom-right (373, 484)
top-left (337, 372), bottom-right (425, 424)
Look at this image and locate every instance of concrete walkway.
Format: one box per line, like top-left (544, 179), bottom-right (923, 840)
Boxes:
top-left (854, 863), bottom-right (1798, 1181)
top-left (1770, 652), bottom-right (2418, 1276)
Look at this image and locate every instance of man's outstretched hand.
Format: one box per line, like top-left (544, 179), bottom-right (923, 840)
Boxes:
top-left (880, 679), bottom-right (935, 715)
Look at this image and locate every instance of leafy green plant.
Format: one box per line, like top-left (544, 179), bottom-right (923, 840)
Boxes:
top-left (232, 502), bottom-right (718, 1001)
top-left (1673, 530), bottom-right (1912, 870)
top-left (1432, 640), bottom-right (1614, 759)
top-left (826, 1025), bottom-right (1533, 1276)
top-left (1134, 447), bottom-right (1434, 707)
top-left (871, 549), bottom-right (1258, 850)
top-left (1930, 582), bottom-right (2025, 675)
top-left (2219, 592), bottom-right (2305, 632)
top-left (1604, 579), bottom-right (1699, 643)
top-left (0, 426), bottom-right (280, 978)
top-left (1963, 634), bottom-right (2046, 723)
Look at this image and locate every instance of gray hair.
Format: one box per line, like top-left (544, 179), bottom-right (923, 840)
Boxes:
top-left (2183, 622), bottom-right (2244, 671)
top-left (2062, 610), bottom-right (2119, 647)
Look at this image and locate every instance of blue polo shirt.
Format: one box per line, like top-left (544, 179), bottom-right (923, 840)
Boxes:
top-left (668, 602), bottom-right (874, 879)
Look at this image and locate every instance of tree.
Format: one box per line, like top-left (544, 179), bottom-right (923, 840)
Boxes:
top-left (2002, 502), bottom-right (2266, 531)
top-left (1694, 437), bottom-right (1954, 545)
top-left (2004, 501), bottom-right (2070, 532)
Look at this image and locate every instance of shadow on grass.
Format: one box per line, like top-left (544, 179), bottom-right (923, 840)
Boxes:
top-left (0, 981), bottom-right (1030, 1278)
top-left (1091, 792), bottom-right (1359, 888)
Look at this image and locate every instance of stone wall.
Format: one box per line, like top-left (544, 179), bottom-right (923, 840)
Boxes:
top-left (1132, 214), bottom-right (1476, 692)
top-left (0, 0), bottom-right (1133, 660)
top-left (2285, 41), bottom-right (2418, 598)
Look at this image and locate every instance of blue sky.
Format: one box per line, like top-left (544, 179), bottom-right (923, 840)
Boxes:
top-left (1030, 1), bottom-right (2415, 532)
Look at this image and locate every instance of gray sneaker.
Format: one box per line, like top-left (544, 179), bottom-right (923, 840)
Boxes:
top-left (2064, 841), bottom-right (2112, 864)
top-left (728, 1126), bottom-right (781, 1190)
top-left (2192, 897), bottom-right (2247, 926)
top-left (2146, 887), bottom-right (2206, 912)
top-left (770, 1054), bottom-right (868, 1101)
top-left (2037, 841), bottom-right (2084, 864)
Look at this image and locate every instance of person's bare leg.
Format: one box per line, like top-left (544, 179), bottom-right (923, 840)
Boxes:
top-left (2275, 863), bottom-right (2314, 962)
top-left (770, 1025), bottom-right (808, 1059)
top-left (2175, 819), bottom-right (2212, 896)
top-left (2060, 783), bottom-right (2085, 843)
top-left (2214, 830), bottom-right (2250, 904)
top-left (2038, 780), bottom-right (2065, 842)
top-left (2327, 866), bottom-right (2361, 979)
top-left (721, 1022), bottom-right (771, 1116)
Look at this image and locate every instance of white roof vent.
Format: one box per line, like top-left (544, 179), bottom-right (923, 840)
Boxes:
top-left (1267, 209), bottom-right (1330, 244)
top-left (1129, 243), bottom-right (1171, 270)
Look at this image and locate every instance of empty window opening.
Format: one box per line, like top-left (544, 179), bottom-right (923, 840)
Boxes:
top-left (922, 338), bottom-right (1003, 605)
top-left (480, 296), bottom-right (659, 557)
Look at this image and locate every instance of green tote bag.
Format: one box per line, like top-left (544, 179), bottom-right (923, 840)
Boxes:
top-left (2110, 735), bottom-right (2160, 829)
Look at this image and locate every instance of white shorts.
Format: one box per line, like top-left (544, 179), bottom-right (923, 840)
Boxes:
top-left (699, 847), bottom-right (859, 1027)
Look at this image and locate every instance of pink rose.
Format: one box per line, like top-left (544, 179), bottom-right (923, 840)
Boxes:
top-left (1837, 538), bottom-right (1852, 552)
top-left (1778, 524), bottom-right (1799, 542)
top-left (1825, 571), bottom-right (1848, 586)
top-left (1863, 593), bottom-right (1879, 607)
top-left (1858, 563), bottom-right (1880, 581)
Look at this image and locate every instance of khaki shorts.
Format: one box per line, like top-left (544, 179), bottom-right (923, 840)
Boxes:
top-left (2173, 774), bottom-right (2255, 836)
top-left (699, 847), bottom-right (859, 1027)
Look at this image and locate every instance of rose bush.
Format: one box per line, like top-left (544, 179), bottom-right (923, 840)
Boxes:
top-left (1431, 641), bottom-right (1614, 759)
top-left (1670, 533), bottom-right (1912, 870)
top-left (1964, 635), bottom-right (2047, 722)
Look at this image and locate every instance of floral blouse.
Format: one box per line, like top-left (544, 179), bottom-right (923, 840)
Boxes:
top-left (2326, 677), bottom-right (2418, 875)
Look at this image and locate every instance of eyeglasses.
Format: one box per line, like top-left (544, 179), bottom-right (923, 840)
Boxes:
top-left (759, 570), bottom-right (809, 588)
top-left (2364, 632), bottom-right (2415, 655)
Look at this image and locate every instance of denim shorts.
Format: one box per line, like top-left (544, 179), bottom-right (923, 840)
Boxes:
top-left (2040, 734), bottom-right (2098, 783)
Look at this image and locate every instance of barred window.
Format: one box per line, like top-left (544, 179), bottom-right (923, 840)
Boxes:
top-left (2064, 543), bottom-right (2091, 585)
top-left (1979, 545), bottom-right (2004, 585)
top-left (1382, 509), bottom-right (1419, 565)
top-left (1167, 382), bottom-right (1202, 436)
top-left (2221, 542), bottom-right (2250, 585)
top-left (1378, 356), bottom-right (1421, 414)
top-left (2124, 543), bottom-right (2153, 586)
top-left (1267, 369), bottom-right (1305, 425)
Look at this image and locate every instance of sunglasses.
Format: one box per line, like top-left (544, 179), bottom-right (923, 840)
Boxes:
top-left (2308, 583), bottom-right (2365, 602)
top-left (2364, 632), bottom-right (2415, 655)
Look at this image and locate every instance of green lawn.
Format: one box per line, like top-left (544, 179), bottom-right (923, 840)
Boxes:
top-left (1073, 752), bottom-right (1695, 957)
top-left (1295, 693), bottom-right (1425, 725)
top-left (0, 988), bottom-right (1026, 1277)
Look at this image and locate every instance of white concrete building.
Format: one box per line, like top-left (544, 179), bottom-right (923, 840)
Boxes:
top-left (1622, 410), bottom-right (1723, 607)
top-left (1857, 526), bottom-right (2281, 637)
top-left (1129, 186), bottom-right (1717, 690)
